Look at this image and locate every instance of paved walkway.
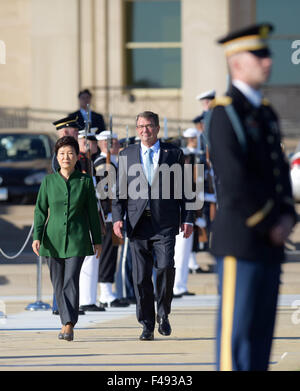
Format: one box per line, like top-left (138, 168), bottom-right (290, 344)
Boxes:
top-left (1, 204), bottom-right (300, 372)
top-left (1, 281), bottom-right (300, 372)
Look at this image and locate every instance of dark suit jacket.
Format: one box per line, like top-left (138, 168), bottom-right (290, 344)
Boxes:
top-left (208, 85), bottom-right (297, 262)
top-left (112, 141), bottom-right (194, 238)
top-left (69, 110), bottom-right (106, 133)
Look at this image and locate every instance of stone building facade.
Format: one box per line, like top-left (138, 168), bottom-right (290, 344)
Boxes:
top-left (0, 0), bottom-right (299, 138)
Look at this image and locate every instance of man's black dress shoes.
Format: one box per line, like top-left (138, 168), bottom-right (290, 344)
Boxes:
top-left (189, 264), bottom-right (215, 274)
top-left (139, 329), bottom-right (154, 341)
top-left (157, 316), bottom-right (172, 336)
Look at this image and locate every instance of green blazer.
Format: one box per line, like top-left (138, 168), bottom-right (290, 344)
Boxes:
top-left (33, 170), bottom-right (102, 258)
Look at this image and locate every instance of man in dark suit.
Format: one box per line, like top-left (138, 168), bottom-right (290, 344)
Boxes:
top-left (207, 23), bottom-right (297, 370)
top-left (69, 89), bottom-right (106, 134)
top-left (112, 111), bottom-right (194, 341)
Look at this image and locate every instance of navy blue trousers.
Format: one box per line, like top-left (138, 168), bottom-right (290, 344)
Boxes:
top-left (216, 256), bottom-right (281, 371)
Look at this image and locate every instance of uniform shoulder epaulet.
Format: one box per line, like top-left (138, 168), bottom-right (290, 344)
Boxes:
top-left (210, 96), bottom-right (233, 108)
top-left (262, 98), bottom-right (270, 106)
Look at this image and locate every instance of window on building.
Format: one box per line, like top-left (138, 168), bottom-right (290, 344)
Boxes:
top-left (124, 0), bottom-right (181, 89)
top-left (256, 0), bottom-right (300, 85)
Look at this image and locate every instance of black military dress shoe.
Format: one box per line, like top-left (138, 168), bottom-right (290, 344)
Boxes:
top-left (189, 265), bottom-right (214, 274)
top-left (157, 316), bottom-right (172, 336)
top-left (139, 329), bottom-right (154, 341)
top-left (79, 304), bottom-right (105, 312)
top-left (99, 298), bottom-right (130, 308)
top-left (189, 267), bottom-right (202, 274)
top-left (127, 297), bottom-right (137, 304)
top-left (182, 291), bottom-right (195, 296)
top-left (173, 293), bottom-right (183, 298)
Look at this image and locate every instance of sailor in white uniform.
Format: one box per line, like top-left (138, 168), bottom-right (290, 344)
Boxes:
top-left (173, 128), bottom-right (199, 297)
top-left (78, 129), bottom-right (106, 311)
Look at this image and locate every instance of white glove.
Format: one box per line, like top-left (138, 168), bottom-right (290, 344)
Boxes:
top-left (105, 213), bottom-right (112, 223)
top-left (195, 217), bottom-right (206, 228)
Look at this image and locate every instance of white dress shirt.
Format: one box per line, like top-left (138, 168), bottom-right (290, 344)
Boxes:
top-left (232, 79), bottom-right (262, 108)
top-left (140, 140), bottom-right (160, 174)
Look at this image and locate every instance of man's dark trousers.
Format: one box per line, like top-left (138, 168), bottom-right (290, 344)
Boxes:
top-left (129, 213), bottom-right (176, 332)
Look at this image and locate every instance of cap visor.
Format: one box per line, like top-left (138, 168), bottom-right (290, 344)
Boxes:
top-left (250, 48), bottom-right (272, 58)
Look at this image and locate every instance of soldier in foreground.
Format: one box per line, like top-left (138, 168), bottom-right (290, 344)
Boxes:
top-left (207, 23), bottom-right (297, 371)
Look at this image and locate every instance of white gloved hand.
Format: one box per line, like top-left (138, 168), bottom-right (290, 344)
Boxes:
top-left (195, 217), bottom-right (206, 228)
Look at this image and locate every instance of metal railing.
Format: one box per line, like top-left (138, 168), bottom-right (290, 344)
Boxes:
top-left (0, 100), bottom-right (299, 138)
top-left (0, 223), bottom-right (51, 312)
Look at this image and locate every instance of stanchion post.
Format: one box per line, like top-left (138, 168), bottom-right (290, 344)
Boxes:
top-left (25, 256), bottom-right (51, 311)
top-left (121, 236), bottom-right (129, 298)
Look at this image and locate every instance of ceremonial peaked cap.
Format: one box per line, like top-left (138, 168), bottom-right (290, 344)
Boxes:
top-left (196, 89), bottom-right (216, 101)
top-left (118, 136), bottom-right (137, 148)
top-left (52, 115), bottom-right (82, 131)
top-left (217, 23), bottom-right (274, 57)
top-left (193, 113), bottom-right (205, 124)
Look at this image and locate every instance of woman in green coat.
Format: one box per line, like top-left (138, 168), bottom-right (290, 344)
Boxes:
top-left (32, 136), bottom-right (102, 341)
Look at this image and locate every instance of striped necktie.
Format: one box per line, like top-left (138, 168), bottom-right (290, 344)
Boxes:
top-left (145, 148), bottom-right (154, 185)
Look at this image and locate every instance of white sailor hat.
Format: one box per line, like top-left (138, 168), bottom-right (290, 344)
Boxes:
top-left (78, 130), bottom-right (97, 140)
top-left (96, 130), bottom-right (118, 141)
top-left (196, 89), bottom-right (216, 101)
top-left (183, 128), bottom-right (198, 138)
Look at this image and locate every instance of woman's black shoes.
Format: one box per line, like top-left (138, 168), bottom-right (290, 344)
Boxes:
top-left (63, 331), bottom-right (74, 341)
top-left (59, 323), bottom-right (74, 341)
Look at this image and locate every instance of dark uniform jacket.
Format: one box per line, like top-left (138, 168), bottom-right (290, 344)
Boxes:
top-left (69, 110), bottom-right (106, 133)
top-left (112, 142), bottom-right (194, 238)
top-left (207, 85), bottom-right (297, 263)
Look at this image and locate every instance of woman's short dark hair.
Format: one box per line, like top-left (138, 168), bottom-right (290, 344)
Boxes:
top-left (55, 136), bottom-right (80, 156)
